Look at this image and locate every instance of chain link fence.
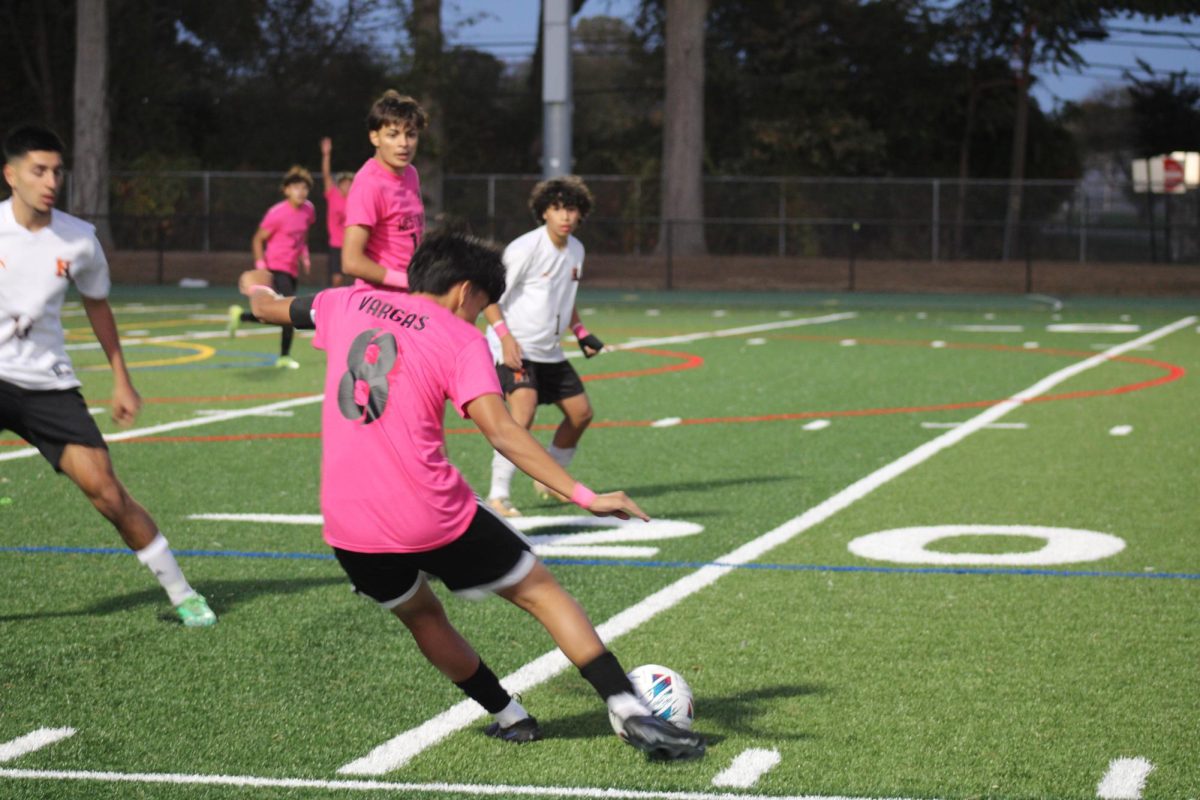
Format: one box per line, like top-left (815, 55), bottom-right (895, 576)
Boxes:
top-left (45, 170), bottom-right (1200, 267)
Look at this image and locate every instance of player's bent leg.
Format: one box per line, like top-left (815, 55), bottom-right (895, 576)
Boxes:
top-left (394, 581), bottom-right (541, 742)
top-left (496, 561), bottom-right (607, 668)
top-left (553, 392), bottom-right (594, 449)
top-left (488, 388), bottom-right (539, 512)
top-left (392, 580), bottom-right (483, 683)
top-left (59, 444), bottom-right (156, 549)
top-left (59, 444), bottom-right (215, 626)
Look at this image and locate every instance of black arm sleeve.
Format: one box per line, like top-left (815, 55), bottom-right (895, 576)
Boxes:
top-left (289, 295), bottom-right (317, 330)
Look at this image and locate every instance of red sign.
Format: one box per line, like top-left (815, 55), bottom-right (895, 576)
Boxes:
top-left (1163, 157), bottom-right (1184, 192)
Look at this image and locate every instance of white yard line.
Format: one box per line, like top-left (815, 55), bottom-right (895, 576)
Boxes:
top-left (1096, 757), bottom-right (1155, 799)
top-left (2, 312), bottom-right (855, 464)
top-left (0, 768), bottom-right (927, 800)
top-left (0, 395), bottom-right (323, 463)
top-left (0, 729), bottom-right (75, 763)
top-left (339, 315), bottom-right (1197, 775)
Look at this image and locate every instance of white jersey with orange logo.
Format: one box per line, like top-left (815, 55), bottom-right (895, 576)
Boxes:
top-left (486, 226), bottom-right (585, 363)
top-left (0, 199), bottom-right (111, 390)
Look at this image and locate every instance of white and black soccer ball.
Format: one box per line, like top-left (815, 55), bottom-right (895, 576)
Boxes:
top-left (609, 664), bottom-right (695, 737)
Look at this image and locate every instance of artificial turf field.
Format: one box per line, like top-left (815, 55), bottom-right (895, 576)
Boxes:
top-left (1, 285), bottom-right (1197, 800)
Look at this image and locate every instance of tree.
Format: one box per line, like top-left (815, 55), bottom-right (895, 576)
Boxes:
top-left (407, 0), bottom-right (445, 217)
top-left (73, 0), bottom-right (111, 244)
top-left (1126, 65), bottom-right (1200, 156)
top-left (659, 0), bottom-right (707, 256)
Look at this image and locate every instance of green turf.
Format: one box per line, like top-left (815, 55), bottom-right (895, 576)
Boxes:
top-left (1, 286), bottom-right (1197, 799)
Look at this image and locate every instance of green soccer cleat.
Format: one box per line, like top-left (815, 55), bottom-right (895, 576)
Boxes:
top-left (226, 305), bottom-right (242, 337)
top-left (275, 355), bottom-right (300, 370)
top-left (175, 594), bottom-right (217, 627)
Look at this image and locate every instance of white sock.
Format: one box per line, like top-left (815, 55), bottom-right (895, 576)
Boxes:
top-left (489, 451), bottom-right (518, 499)
top-left (606, 691), bottom-right (651, 724)
top-left (547, 444), bottom-right (576, 469)
top-left (494, 697), bottom-right (530, 728)
top-left (135, 533), bottom-right (195, 606)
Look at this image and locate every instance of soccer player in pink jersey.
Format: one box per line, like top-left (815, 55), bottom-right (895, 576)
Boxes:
top-left (319, 136), bottom-right (353, 287)
top-left (227, 166), bottom-right (316, 369)
top-left (0, 124), bottom-right (215, 627)
top-left (237, 232), bottom-right (704, 761)
top-left (341, 90), bottom-right (426, 291)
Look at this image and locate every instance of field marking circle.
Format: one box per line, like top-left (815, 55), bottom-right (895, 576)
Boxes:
top-left (848, 525), bottom-right (1126, 566)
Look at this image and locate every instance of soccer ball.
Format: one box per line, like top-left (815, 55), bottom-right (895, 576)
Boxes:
top-left (608, 664), bottom-right (695, 737)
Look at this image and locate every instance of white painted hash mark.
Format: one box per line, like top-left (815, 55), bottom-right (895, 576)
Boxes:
top-left (711, 748), bottom-right (782, 788)
top-left (802, 419), bottom-right (830, 431)
top-left (1097, 757), bottom-right (1154, 799)
top-left (337, 315), bottom-right (1197, 775)
top-left (651, 417), bottom-right (683, 428)
top-left (1109, 425), bottom-right (1133, 436)
top-left (0, 729), bottom-right (75, 763)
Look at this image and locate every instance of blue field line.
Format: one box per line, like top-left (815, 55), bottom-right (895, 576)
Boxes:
top-left (3, 544), bottom-right (1199, 581)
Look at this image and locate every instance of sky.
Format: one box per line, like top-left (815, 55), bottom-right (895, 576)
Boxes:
top-left (439, 1), bottom-right (1198, 110)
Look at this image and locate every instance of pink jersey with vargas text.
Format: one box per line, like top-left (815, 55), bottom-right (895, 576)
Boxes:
top-left (259, 199), bottom-right (315, 276)
top-left (310, 287), bottom-right (500, 553)
top-left (344, 158), bottom-right (424, 285)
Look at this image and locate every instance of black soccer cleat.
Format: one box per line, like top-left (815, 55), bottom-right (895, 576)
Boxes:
top-left (621, 715), bottom-right (705, 761)
top-left (484, 716), bottom-right (543, 744)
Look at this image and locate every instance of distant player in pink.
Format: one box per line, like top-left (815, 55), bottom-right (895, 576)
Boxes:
top-left (319, 136), bottom-right (352, 287)
top-left (237, 232), bottom-right (704, 761)
top-left (342, 90), bottom-right (426, 291)
top-left (227, 165), bottom-right (316, 369)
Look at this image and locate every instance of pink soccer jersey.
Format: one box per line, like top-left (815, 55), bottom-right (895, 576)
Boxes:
top-left (260, 199), bottom-right (316, 276)
top-left (310, 287), bottom-right (501, 553)
top-left (344, 158), bottom-right (424, 285)
top-left (324, 186), bottom-right (347, 248)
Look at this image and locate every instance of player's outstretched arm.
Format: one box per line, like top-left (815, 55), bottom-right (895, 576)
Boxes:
top-left (82, 295), bottom-right (141, 426)
top-left (238, 270), bottom-right (296, 326)
top-left (320, 137), bottom-right (333, 193)
top-left (342, 225), bottom-right (406, 288)
top-left (466, 393), bottom-right (649, 521)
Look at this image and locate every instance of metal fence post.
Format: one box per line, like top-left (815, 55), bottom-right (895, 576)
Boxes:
top-left (931, 178), bottom-right (940, 262)
top-left (203, 171), bottom-right (211, 252)
top-left (778, 179), bottom-right (786, 256)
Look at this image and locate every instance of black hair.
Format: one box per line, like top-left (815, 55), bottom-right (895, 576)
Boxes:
top-left (529, 175), bottom-right (593, 223)
top-left (407, 231), bottom-right (506, 304)
top-left (3, 124), bottom-right (65, 162)
top-left (281, 165), bottom-right (313, 189)
top-left (367, 90), bottom-right (428, 133)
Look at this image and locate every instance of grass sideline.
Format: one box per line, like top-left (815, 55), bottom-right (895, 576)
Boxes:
top-left (1, 285), bottom-right (1197, 799)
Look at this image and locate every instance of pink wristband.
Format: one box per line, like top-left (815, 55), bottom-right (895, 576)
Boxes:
top-left (493, 320), bottom-right (510, 338)
top-left (571, 322), bottom-right (591, 340)
top-left (570, 483), bottom-right (597, 510)
top-left (381, 270), bottom-right (408, 289)
top-left (254, 258), bottom-right (267, 270)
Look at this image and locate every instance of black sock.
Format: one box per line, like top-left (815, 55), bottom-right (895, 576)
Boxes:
top-left (280, 325), bottom-right (294, 356)
top-left (454, 660), bottom-right (511, 714)
top-left (240, 311), bottom-right (257, 322)
top-left (579, 650), bottom-right (634, 700)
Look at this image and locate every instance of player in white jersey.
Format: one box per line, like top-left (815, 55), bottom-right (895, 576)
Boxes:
top-left (0, 124), bottom-right (215, 627)
top-left (483, 176), bottom-right (607, 517)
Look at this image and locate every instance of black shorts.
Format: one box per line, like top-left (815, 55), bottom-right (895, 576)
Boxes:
top-left (270, 270), bottom-right (298, 296)
top-left (332, 499), bottom-right (536, 608)
top-left (0, 378), bottom-right (107, 471)
top-left (328, 247), bottom-right (343, 277)
top-left (496, 359), bottom-right (585, 406)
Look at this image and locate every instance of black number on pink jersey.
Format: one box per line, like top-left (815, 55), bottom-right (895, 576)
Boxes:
top-left (337, 328), bottom-right (399, 424)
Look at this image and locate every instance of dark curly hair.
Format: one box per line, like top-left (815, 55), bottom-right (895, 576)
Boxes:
top-left (528, 175), bottom-right (593, 223)
top-left (367, 90), bottom-right (428, 133)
